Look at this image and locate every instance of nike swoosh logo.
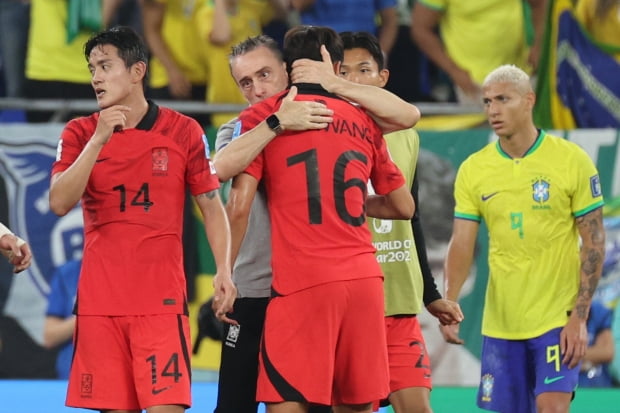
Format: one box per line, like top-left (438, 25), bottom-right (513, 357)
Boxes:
top-left (152, 385), bottom-right (172, 395)
top-left (95, 157), bottom-right (110, 163)
top-left (543, 376), bottom-right (564, 384)
top-left (481, 192), bottom-right (499, 201)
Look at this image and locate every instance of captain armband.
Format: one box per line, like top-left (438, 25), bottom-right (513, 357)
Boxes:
top-left (0, 222), bottom-right (13, 239)
top-left (0, 223), bottom-right (25, 248)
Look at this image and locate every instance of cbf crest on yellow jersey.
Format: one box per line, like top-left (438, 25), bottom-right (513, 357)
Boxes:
top-left (454, 131), bottom-right (604, 340)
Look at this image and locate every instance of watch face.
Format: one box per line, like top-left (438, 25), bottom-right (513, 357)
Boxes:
top-left (267, 114), bottom-right (281, 132)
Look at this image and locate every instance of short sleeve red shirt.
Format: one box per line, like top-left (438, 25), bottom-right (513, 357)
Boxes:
top-left (238, 85), bottom-right (405, 295)
top-left (51, 103), bottom-right (219, 315)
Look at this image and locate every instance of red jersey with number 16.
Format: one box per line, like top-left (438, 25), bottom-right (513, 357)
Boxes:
top-left (51, 102), bottom-right (219, 316)
top-left (240, 85), bottom-right (405, 296)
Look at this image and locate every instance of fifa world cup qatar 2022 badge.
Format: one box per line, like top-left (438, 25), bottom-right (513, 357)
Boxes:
top-left (481, 373), bottom-right (494, 402)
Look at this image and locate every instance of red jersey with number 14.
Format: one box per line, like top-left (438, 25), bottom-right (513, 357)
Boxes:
top-left (240, 85), bottom-right (405, 295)
top-left (51, 103), bottom-right (219, 315)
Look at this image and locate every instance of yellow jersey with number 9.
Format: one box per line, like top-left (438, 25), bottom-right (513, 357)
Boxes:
top-left (454, 131), bottom-right (604, 339)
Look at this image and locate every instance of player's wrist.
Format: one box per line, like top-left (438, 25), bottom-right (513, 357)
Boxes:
top-left (87, 135), bottom-right (107, 150)
top-left (326, 76), bottom-right (346, 95)
top-left (266, 114), bottom-right (283, 135)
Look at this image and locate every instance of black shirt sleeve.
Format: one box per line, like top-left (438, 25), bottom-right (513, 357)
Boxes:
top-left (411, 168), bottom-right (442, 306)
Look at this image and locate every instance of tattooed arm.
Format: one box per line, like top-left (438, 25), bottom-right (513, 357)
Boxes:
top-left (561, 207), bottom-right (605, 368)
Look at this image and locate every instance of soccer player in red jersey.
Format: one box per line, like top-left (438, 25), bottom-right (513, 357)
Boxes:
top-left (49, 26), bottom-right (235, 413)
top-left (228, 26), bottom-right (414, 413)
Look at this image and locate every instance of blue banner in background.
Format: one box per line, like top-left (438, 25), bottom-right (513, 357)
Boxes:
top-left (556, 10), bottom-right (620, 128)
top-left (534, 0), bottom-right (620, 129)
top-left (0, 124), bottom-right (82, 347)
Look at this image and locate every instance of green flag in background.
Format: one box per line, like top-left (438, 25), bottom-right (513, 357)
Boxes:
top-left (66, 0), bottom-right (102, 43)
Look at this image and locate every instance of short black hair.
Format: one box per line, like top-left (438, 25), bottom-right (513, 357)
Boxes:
top-left (84, 26), bottom-right (148, 85)
top-left (340, 31), bottom-right (385, 70)
top-left (283, 25), bottom-right (343, 77)
top-left (229, 35), bottom-right (283, 64)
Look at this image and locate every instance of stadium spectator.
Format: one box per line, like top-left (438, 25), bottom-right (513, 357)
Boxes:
top-left (0, 315), bottom-right (57, 378)
top-left (194, 0), bottom-right (288, 128)
top-left (579, 300), bottom-right (615, 387)
top-left (24, 0), bottom-right (123, 122)
top-left (384, 0), bottom-right (444, 102)
top-left (291, 0), bottom-right (399, 57)
top-left (575, 0), bottom-right (620, 48)
top-left (0, 0), bottom-right (30, 98)
top-left (43, 259), bottom-right (80, 380)
top-left (141, 0), bottom-right (209, 124)
top-left (412, 0), bottom-right (546, 104)
top-left (611, 303), bottom-right (620, 384)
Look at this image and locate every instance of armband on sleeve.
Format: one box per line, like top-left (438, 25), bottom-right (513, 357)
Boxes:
top-left (0, 223), bottom-right (25, 256)
top-left (0, 222), bottom-right (13, 238)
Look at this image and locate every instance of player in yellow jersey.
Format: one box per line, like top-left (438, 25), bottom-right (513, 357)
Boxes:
top-left (441, 64), bottom-right (606, 413)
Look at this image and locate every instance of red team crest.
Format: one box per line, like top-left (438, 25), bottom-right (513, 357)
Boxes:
top-left (152, 147), bottom-right (168, 175)
top-left (80, 373), bottom-right (93, 397)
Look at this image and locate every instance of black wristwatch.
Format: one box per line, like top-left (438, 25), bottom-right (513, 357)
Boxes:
top-left (266, 114), bottom-right (283, 135)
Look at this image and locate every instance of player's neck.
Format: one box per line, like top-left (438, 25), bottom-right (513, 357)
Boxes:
top-left (123, 95), bottom-right (149, 129)
top-left (498, 126), bottom-right (539, 158)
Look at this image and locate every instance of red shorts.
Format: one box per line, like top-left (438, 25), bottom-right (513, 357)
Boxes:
top-left (372, 316), bottom-right (432, 411)
top-left (385, 315), bottom-right (432, 392)
top-left (66, 314), bottom-right (192, 410)
top-left (257, 277), bottom-right (389, 406)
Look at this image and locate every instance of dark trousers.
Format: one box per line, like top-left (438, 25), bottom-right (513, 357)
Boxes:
top-left (215, 297), bottom-right (268, 413)
top-left (214, 297), bottom-right (331, 413)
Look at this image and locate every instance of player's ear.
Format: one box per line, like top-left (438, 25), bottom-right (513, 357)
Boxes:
top-left (333, 61), bottom-right (341, 76)
top-left (524, 90), bottom-right (536, 110)
top-left (378, 68), bottom-right (390, 88)
top-left (131, 61), bottom-right (147, 84)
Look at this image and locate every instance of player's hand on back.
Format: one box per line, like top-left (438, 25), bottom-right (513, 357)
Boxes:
top-left (93, 105), bottom-right (131, 146)
top-left (290, 45), bottom-right (339, 92)
top-left (276, 86), bottom-right (333, 132)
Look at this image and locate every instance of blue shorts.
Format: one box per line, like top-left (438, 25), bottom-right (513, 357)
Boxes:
top-left (477, 328), bottom-right (578, 413)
